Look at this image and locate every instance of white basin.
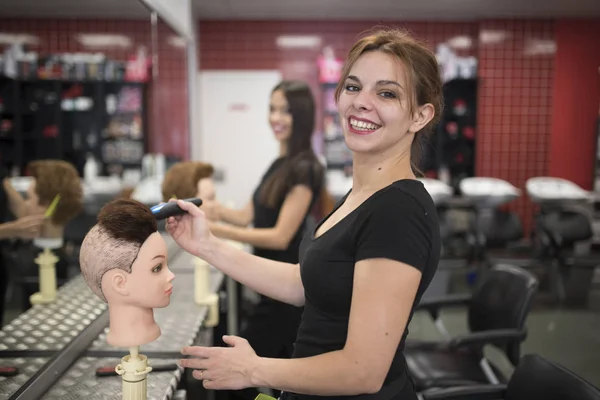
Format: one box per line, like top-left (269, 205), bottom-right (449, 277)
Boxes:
top-left (460, 177), bottom-right (521, 208)
top-left (526, 177), bottom-right (591, 204)
top-left (418, 178), bottom-right (454, 204)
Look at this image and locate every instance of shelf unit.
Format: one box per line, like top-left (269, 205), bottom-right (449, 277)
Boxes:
top-left (0, 76), bottom-right (148, 177)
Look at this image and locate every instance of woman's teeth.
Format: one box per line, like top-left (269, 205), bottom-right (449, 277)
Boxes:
top-left (350, 118), bottom-right (380, 131)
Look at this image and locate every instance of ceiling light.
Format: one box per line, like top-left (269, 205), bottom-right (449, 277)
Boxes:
top-left (480, 30), bottom-right (509, 45)
top-left (447, 35), bottom-right (472, 50)
top-left (0, 34), bottom-right (39, 46)
top-left (167, 35), bottom-right (187, 49)
top-left (276, 35), bottom-right (322, 49)
top-left (524, 39), bottom-right (556, 56)
top-left (76, 34), bottom-right (132, 49)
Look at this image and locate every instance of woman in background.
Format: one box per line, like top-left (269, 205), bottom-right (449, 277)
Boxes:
top-left (205, 80), bottom-right (324, 399)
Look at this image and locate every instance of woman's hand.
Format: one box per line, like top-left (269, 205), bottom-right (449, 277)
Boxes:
top-left (9, 214), bottom-right (45, 239)
top-left (201, 200), bottom-right (222, 222)
top-left (166, 199), bottom-right (215, 258)
top-left (180, 336), bottom-right (259, 390)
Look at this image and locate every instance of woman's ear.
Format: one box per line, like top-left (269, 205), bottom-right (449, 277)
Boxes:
top-left (409, 103), bottom-right (435, 133)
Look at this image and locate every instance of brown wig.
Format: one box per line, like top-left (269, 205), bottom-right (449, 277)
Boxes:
top-left (259, 81), bottom-right (324, 208)
top-left (161, 161), bottom-right (214, 202)
top-left (28, 160), bottom-right (83, 225)
top-left (97, 198), bottom-right (157, 245)
top-left (335, 28), bottom-right (443, 175)
top-left (79, 198), bottom-right (157, 302)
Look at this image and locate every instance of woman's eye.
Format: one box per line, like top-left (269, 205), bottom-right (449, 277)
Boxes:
top-left (152, 264), bottom-right (162, 273)
top-left (379, 91), bottom-right (397, 99)
top-left (345, 84), bottom-right (359, 92)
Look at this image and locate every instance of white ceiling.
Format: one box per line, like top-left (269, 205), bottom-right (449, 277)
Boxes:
top-left (0, 0), bottom-right (598, 20)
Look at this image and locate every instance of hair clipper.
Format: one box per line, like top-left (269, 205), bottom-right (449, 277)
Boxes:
top-left (151, 198), bottom-right (203, 220)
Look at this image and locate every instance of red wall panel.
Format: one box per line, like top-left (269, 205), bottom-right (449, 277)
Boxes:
top-left (549, 19), bottom-right (600, 190)
top-left (476, 20), bottom-right (555, 231)
top-left (0, 18), bottom-right (189, 160)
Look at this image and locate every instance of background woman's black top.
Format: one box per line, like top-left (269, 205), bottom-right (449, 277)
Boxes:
top-left (252, 156), bottom-right (323, 264)
top-left (291, 179), bottom-right (441, 400)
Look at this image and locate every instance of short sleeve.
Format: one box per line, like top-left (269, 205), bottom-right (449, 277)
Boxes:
top-left (290, 158), bottom-right (323, 193)
top-left (353, 188), bottom-right (433, 273)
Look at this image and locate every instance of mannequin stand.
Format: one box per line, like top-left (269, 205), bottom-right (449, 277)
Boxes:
top-left (115, 346), bottom-right (152, 400)
top-left (194, 257), bottom-right (219, 327)
top-left (30, 248), bottom-right (58, 305)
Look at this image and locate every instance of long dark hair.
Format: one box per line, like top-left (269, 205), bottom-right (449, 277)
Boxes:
top-left (259, 81), bottom-right (322, 208)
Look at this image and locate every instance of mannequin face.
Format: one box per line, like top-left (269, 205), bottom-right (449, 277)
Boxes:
top-left (269, 89), bottom-right (292, 142)
top-left (197, 177), bottom-right (215, 201)
top-left (107, 232), bottom-right (175, 308)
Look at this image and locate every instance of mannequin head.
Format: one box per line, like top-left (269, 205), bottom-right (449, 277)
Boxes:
top-left (79, 198), bottom-right (174, 305)
top-left (161, 161), bottom-right (215, 202)
top-left (26, 160), bottom-right (83, 226)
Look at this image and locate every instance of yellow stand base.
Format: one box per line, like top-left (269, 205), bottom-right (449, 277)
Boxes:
top-left (194, 257), bottom-right (220, 328)
top-left (30, 248), bottom-right (58, 305)
top-left (116, 348), bottom-right (152, 400)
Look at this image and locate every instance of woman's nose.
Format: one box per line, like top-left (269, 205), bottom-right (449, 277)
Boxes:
top-left (352, 90), bottom-right (374, 111)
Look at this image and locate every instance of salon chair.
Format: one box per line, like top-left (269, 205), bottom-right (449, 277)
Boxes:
top-left (421, 354), bottom-right (600, 400)
top-left (405, 264), bottom-right (538, 391)
top-left (458, 178), bottom-right (531, 271)
top-left (526, 177), bottom-right (596, 305)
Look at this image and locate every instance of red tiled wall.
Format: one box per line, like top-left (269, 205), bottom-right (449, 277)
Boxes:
top-left (549, 19), bottom-right (600, 190)
top-left (477, 20), bottom-right (555, 231)
top-left (0, 19), bottom-right (189, 160)
top-left (199, 21), bottom-right (478, 137)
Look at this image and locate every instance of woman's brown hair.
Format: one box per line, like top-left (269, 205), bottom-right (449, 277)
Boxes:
top-left (28, 160), bottom-right (83, 225)
top-left (335, 28), bottom-right (443, 175)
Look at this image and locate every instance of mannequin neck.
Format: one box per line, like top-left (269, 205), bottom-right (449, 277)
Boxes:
top-left (106, 303), bottom-right (161, 347)
top-left (40, 220), bottom-right (64, 239)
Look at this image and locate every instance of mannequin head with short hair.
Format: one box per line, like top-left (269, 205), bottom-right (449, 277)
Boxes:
top-left (79, 198), bottom-right (175, 347)
top-left (161, 161), bottom-right (215, 202)
top-left (25, 160), bottom-right (83, 240)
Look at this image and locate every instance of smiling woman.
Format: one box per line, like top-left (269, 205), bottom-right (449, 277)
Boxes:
top-left (169, 28), bottom-right (442, 400)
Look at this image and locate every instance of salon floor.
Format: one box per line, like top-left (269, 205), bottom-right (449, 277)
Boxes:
top-left (407, 276), bottom-right (600, 388)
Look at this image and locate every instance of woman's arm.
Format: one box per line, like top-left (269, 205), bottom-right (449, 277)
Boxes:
top-left (167, 200), bottom-right (306, 306)
top-left (217, 200), bottom-right (254, 227)
top-left (2, 178), bottom-right (27, 218)
top-left (250, 259), bottom-right (421, 395)
top-left (210, 185), bottom-right (313, 250)
top-left (0, 214), bottom-right (45, 239)
top-left (181, 259), bottom-right (421, 395)
top-left (204, 238), bottom-right (305, 306)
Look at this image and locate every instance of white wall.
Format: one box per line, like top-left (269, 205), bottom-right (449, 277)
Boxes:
top-left (197, 70), bottom-right (282, 208)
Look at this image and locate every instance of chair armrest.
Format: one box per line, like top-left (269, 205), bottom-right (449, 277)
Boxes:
top-left (449, 329), bottom-right (527, 350)
top-left (416, 293), bottom-right (472, 320)
top-left (422, 384), bottom-right (507, 400)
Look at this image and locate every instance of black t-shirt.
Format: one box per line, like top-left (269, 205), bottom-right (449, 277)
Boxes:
top-left (252, 156), bottom-right (323, 264)
top-left (293, 179), bottom-right (440, 400)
